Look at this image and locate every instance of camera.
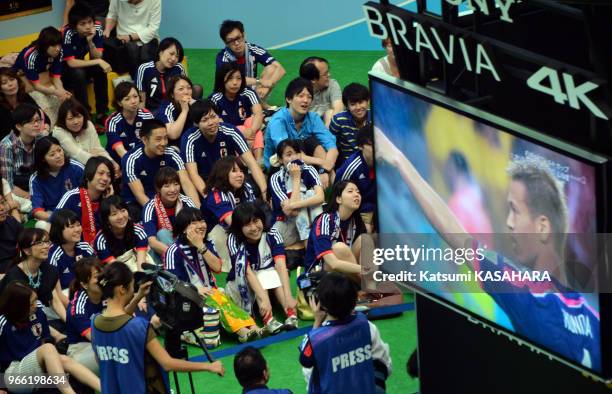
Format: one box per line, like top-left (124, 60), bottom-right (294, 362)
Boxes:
top-left (297, 269), bottom-right (326, 301)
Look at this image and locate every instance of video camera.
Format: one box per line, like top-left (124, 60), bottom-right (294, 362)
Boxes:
top-left (297, 269), bottom-right (326, 301)
top-left (137, 263), bottom-right (205, 332)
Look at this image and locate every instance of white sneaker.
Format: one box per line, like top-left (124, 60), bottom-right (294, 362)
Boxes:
top-left (284, 316), bottom-right (298, 330)
top-left (265, 319), bottom-right (284, 335)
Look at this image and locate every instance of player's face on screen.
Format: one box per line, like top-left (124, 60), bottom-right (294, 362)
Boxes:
top-left (198, 110), bottom-right (221, 137)
top-left (287, 88), bottom-right (313, 116)
top-left (506, 180), bottom-right (541, 267)
top-left (337, 182), bottom-right (362, 211)
top-left (242, 218), bottom-right (264, 243)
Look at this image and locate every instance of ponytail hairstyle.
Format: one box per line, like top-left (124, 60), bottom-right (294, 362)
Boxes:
top-left (69, 256), bottom-right (103, 297)
top-left (97, 261), bottom-right (133, 300)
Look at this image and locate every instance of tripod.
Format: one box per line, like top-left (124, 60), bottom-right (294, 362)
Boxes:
top-left (164, 326), bottom-right (217, 394)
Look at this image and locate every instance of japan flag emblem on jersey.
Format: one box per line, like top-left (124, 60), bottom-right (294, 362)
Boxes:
top-left (32, 322), bottom-right (43, 337)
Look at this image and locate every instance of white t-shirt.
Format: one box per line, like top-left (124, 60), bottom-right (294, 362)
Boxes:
top-left (107, 0), bottom-right (161, 44)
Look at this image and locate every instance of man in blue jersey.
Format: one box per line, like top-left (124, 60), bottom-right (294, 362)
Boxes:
top-left (234, 346), bottom-right (293, 394)
top-left (329, 83), bottom-right (371, 166)
top-left (216, 20), bottom-right (285, 104)
top-left (62, 3), bottom-right (111, 121)
top-left (180, 100), bottom-right (267, 200)
top-left (299, 272), bottom-right (391, 394)
top-left (335, 126), bottom-right (375, 231)
top-left (121, 119), bottom-right (200, 218)
top-left (376, 129), bottom-right (602, 371)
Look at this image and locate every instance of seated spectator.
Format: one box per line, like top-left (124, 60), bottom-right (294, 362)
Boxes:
top-left (65, 257), bottom-right (104, 375)
top-left (0, 103), bottom-right (47, 203)
top-left (371, 38), bottom-right (400, 78)
top-left (0, 281), bottom-right (101, 393)
top-left (164, 207), bottom-right (261, 343)
top-left (299, 57), bottom-right (344, 127)
top-left (270, 140), bottom-right (324, 268)
top-left (234, 346), bottom-right (293, 394)
top-left (335, 127), bottom-right (375, 231)
top-left (142, 167), bottom-right (196, 259)
top-left (204, 156), bottom-right (257, 271)
top-left (0, 68), bottom-right (49, 141)
top-left (64, 0), bottom-right (110, 25)
top-left (227, 203), bottom-right (298, 335)
top-left (264, 78), bottom-right (338, 187)
top-left (210, 62), bottom-right (264, 162)
top-left (55, 156), bottom-right (115, 244)
top-left (0, 194), bottom-right (23, 275)
top-left (49, 209), bottom-right (95, 295)
top-left (0, 173), bottom-right (23, 222)
top-left (155, 75), bottom-right (196, 143)
top-left (121, 119), bottom-right (199, 216)
top-left (94, 195), bottom-right (148, 270)
top-left (181, 100), bottom-right (267, 201)
top-left (52, 98), bottom-right (117, 168)
top-left (299, 272), bottom-right (392, 394)
top-left (62, 3), bottom-right (111, 124)
top-left (12, 27), bottom-right (71, 123)
top-left (216, 20), bottom-right (285, 104)
top-left (30, 136), bottom-right (84, 230)
top-left (103, 0), bottom-right (161, 77)
top-left (105, 81), bottom-right (154, 162)
top-left (329, 83), bottom-right (371, 166)
top-left (136, 37), bottom-right (202, 113)
top-left (0, 229), bottom-right (65, 322)
top-left (302, 181), bottom-right (366, 282)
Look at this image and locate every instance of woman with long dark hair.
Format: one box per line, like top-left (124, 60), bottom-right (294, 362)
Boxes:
top-left (31, 136), bottom-right (84, 229)
top-left (94, 195), bottom-right (148, 270)
top-left (0, 281), bottom-right (101, 394)
top-left (92, 262), bottom-right (224, 393)
top-left (155, 75), bottom-right (195, 143)
top-left (210, 62), bottom-right (264, 161)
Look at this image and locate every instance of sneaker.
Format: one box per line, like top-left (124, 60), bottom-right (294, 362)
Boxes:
top-left (283, 316), bottom-right (298, 331)
top-left (265, 319), bottom-right (284, 335)
top-left (238, 328), bottom-right (260, 343)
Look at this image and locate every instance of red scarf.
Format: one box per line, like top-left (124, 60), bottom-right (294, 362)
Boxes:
top-left (153, 194), bottom-right (173, 232)
top-left (80, 188), bottom-right (96, 245)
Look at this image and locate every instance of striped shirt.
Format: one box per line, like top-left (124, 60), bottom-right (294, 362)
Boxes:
top-left (30, 159), bottom-right (85, 214)
top-left (136, 61), bottom-right (186, 113)
top-left (142, 194), bottom-right (196, 237)
top-left (0, 131), bottom-right (35, 189)
top-left (48, 241), bottom-right (95, 289)
top-left (335, 151), bottom-right (375, 213)
top-left (13, 45), bottom-right (63, 83)
top-left (209, 88), bottom-right (259, 126)
top-left (62, 22), bottom-right (104, 61)
top-left (94, 224), bottom-right (148, 263)
top-left (329, 109), bottom-right (371, 165)
top-left (105, 109), bottom-right (154, 162)
top-left (215, 42), bottom-right (275, 79)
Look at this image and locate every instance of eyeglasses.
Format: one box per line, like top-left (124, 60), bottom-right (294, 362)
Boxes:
top-left (31, 240), bottom-right (51, 247)
top-left (26, 117), bottom-right (42, 125)
top-left (225, 34), bottom-right (244, 46)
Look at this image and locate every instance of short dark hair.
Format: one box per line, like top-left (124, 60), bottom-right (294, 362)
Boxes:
top-left (69, 256), bottom-right (102, 296)
top-left (189, 99), bottom-right (219, 125)
top-left (299, 56), bottom-right (328, 81)
top-left (68, 3), bottom-right (95, 27)
top-left (342, 83), bottom-right (370, 107)
top-left (213, 62), bottom-right (246, 95)
top-left (317, 272), bottom-right (357, 319)
top-left (49, 209), bottom-right (80, 245)
top-left (228, 202), bottom-right (269, 244)
top-left (33, 136), bottom-right (70, 180)
top-left (113, 81), bottom-right (139, 110)
top-left (157, 37), bottom-right (184, 63)
top-left (284, 78), bottom-right (313, 107)
top-left (56, 98), bottom-right (90, 132)
top-left (35, 27), bottom-right (62, 59)
top-left (205, 156), bottom-right (246, 195)
top-left (0, 281), bottom-right (34, 323)
top-left (100, 195), bottom-right (136, 257)
top-left (81, 156), bottom-right (115, 188)
top-left (140, 118), bottom-right (167, 139)
top-left (155, 166), bottom-right (181, 192)
top-left (173, 207), bottom-right (204, 240)
top-left (98, 261), bottom-right (133, 300)
top-left (12, 103), bottom-right (40, 132)
top-left (275, 139), bottom-right (302, 158)
top-left (234, 346), bottom-right (267, 387)
top-left (357, 125), bottom-right (373, 147)
top-left (219, 20), bottom-right (244, 42)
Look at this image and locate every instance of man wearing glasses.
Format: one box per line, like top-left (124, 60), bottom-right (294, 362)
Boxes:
top-left (216, 20), bottom-right (286, 105)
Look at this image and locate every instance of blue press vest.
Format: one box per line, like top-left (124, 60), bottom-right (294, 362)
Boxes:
top-left (308, 313), bottom-right (375, 394)
top-left (91, 315), bottom-right (168, 394)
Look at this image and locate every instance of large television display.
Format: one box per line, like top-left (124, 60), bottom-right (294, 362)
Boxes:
top-left (370, 73), bottom-right (611, 379)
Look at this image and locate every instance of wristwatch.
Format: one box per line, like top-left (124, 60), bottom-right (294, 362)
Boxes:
top-left (318, 167), bottom-right (330, 174)
top-left (198, 246), bottom-right (208, 255)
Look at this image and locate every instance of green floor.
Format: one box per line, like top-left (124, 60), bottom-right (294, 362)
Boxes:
top-left (165, 49), bottom-right (419, 393)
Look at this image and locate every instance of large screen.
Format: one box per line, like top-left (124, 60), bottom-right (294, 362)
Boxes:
top-left (370, 73), bottom-right (610, 377)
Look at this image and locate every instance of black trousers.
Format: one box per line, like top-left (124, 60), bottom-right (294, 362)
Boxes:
top-left (104, 37), bottom-right (159, 78)
top-left (62, 65), bottom-right (109, 114)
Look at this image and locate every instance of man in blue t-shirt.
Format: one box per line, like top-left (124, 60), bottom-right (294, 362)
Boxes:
top-left (377, 136), bottom-right (602, 371)
top-left (216, 20), bottom-right (285, 104)
top-left (121, 119), bottom-right (199, 216)
top-left (299, 272), bottom-right (391, 394)
top-left (62, 3), bottom-right (111, 119)
top-left (180, 100), bottom-right (268, 200)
